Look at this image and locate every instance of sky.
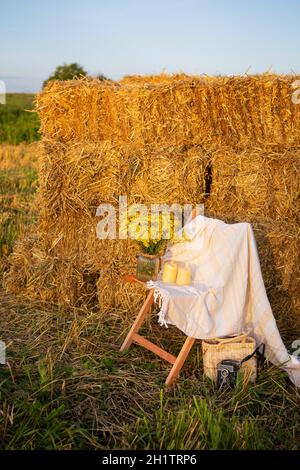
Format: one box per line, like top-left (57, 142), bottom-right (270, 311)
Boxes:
top-left (1, 0), bottom-right (300, 92)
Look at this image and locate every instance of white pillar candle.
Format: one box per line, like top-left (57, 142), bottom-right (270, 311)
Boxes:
top-left (176, 266), bottom-right (191, 286)
top-left (162, 261), bottom-right (178, 283)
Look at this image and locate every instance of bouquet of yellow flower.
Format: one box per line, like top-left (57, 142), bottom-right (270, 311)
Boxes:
top-left (120, 207), bottom-right (186, 255)
top-left (120, 206), bottom-right (191, 281)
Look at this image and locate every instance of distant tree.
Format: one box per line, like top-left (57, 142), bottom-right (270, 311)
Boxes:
top-left (96, 73), bottom-right (110, 81)
top-left (43, 63), bottom-right (87, 87)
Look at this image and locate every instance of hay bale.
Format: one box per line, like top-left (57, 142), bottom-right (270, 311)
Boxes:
top-left (5, 230), bottom-right (100, 307)
top-left (37, 141), bottom-right (122, 221)
top-left (120, 72), bottom-right (209, 85)
top-left (206, 145), bottom-right (300, 221)
top-left (252, 219), bottom-right (300, 336)
top-left (96, 239), bottom-right (146, 315)
top-left (123, 145), bottom-right (210, 205)
top-left (36, 74), bottom-right (300, 148)
top-left (37, 142), bottom-right (209, 218)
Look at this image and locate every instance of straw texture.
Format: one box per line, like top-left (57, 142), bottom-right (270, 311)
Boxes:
top-left (206, 145), bottom-right (300, 221)
top-left (36, 74), bottom-right (300, 147)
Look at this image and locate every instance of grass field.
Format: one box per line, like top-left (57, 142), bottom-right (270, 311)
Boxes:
top-left (0, 144), bottom-right (38, 274)
top-left (0, 94), bottom-right (40, 144)
top-left (0, 142), bottom-right (299, 449)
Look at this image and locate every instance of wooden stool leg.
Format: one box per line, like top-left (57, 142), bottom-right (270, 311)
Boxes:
top-left (165, 336), bottom-right (196, 386)
top-left (120, 289), bottom-right (154, 352)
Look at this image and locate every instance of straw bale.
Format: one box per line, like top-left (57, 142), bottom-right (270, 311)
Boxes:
top-left (206, 145), bottom-right (300, 221)
top-left (96, 239), bottom-right (145, 315)
top-left (36, 74), bottom-right (300, 148)
top-left (120, 72), bottom-right (210, 85)
top-left (36, 142), bottom-right (209, 221)
top-left (123, 144), bottom-right (210, 205)
top-left (37, 141), bottom-right (122, 221)
top-left (5, 230), bottom-right (99, 306)
top-left (252, 219), bottom-right (300, 335)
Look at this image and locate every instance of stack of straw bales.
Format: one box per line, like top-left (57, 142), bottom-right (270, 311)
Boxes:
top-left (5, 74), bottom-right (300, 333)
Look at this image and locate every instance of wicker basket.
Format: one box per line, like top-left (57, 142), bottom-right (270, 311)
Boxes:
top-left (202, 332), bottom-right (257, 384)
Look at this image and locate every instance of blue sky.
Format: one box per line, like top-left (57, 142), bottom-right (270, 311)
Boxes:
top-left (1, 0), bottom-right (300, 92)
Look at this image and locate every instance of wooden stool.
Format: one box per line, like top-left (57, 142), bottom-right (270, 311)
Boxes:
top-left (120, 274), bottom-right (196, 385)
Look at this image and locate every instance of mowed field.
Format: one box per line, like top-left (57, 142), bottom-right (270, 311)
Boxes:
top-left (0, 96), bottom-right (299, 450)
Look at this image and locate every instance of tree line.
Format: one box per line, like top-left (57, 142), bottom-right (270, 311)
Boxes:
top-left (43, 63), bottom-right (109, 87)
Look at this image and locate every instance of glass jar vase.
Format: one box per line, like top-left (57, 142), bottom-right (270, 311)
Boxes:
top-left (136, 253), bottom-right (160, 282)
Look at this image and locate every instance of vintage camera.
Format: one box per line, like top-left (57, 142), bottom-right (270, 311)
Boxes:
top-left (217, 359), bottom-right (241, 389)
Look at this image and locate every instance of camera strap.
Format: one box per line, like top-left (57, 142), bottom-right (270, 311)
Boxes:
top-left (240, 343), bottom-right (265, 366)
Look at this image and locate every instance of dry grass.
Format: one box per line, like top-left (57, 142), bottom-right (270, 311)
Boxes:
top-left (0, 291), bottom-right (300, 450)
top-left (0, 143), bottom-right (40, 169)
top-left (0, 144), bottom-right (39, 274)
